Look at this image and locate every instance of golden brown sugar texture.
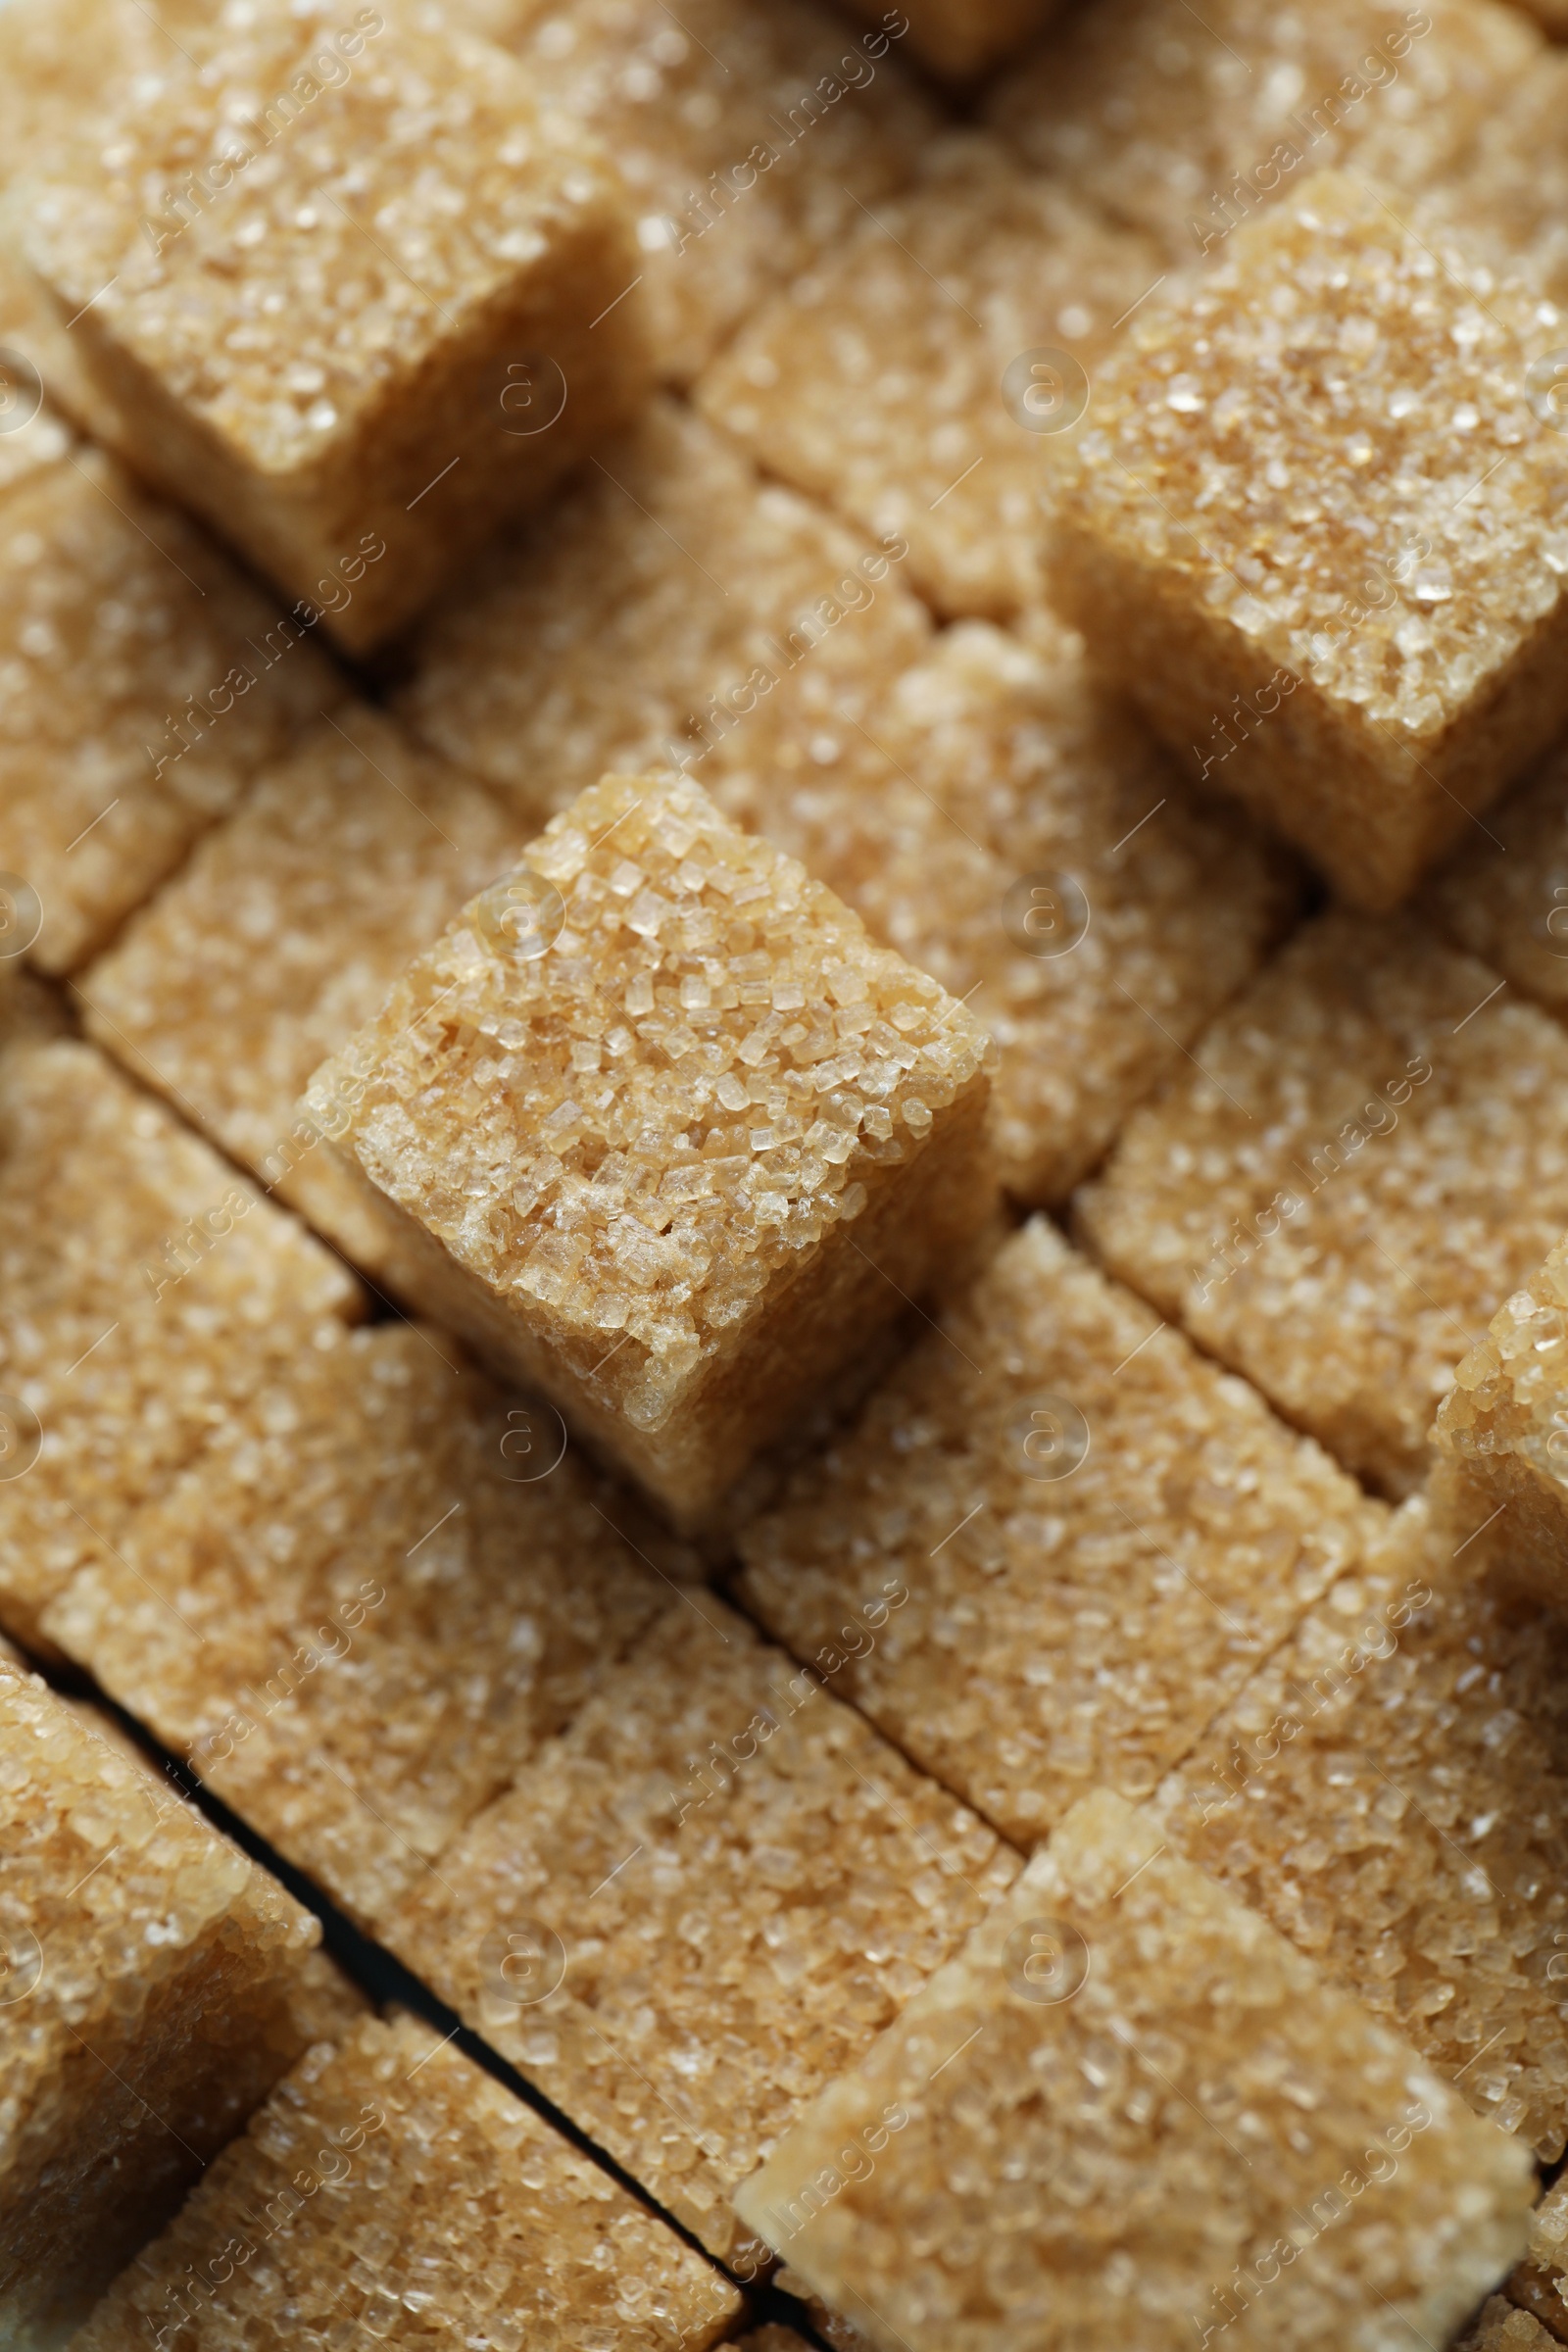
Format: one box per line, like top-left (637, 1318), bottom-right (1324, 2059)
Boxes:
top-left (305, 770), bottom-right (995, 1529)
top-left (0, 1654), bottom-right (326, 2346)
top-left (0, 307), bottom-right (72, 503)
top-left (0, 452), bottom-right (340, 973)
top-left (1494, 2178), bottom-right (1568, 2342)
top-left (737, 1217), bottom-right (1376, 1847)
top-left (1425, 53), bottom-right (1568, 304)
top-left (697, 133), bottom-right (1163, 620)
top-left (24, 15), bottom-right (650, 654)
top-left (1421, 739), bottom-right (1568, 1021)
top-left (78, 705), bottom-right (529, 1288)
top-left (386, 1598), bottom-right (1020, 2259)
top-left (1050, 172), bottom-right (1568, 912)
top-left (1076, 909), bottom-right (1568, 1499)
top-left (72, 2012), bottom-right (742, 2352)
top-left (0, 1030), bottom-right (360, 1651)
top-left (737, 1788), bottom-right (1535, 2352)
top-left (1433, 1235), bottom-right (1568, 1607)
top-left (1457, 2301), bottom-right (1561, 2352)
top-left (987, 0), bottom-right (1539, 257)
top-left (491, 0), bottom-right (935, 383)
top-left (841, 0), bottom-right (1056, 80)
top-left (43, 1320), bottom-right (663, 1931)
top-left (713, 616), bottom-right (1298, 1205)
top-left (1158, 1493), bottom-right (1568, 2163)
top-left (397, 398), bottom-right (932, 825)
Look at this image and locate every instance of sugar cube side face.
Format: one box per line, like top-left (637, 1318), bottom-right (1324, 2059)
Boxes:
top-left (1159, 1492), bottom-right (1568, 2163)
top-left (1076, 908), bottom-right (1568, 1498)
top-left (304, 770), bottom-right (996, 1531)
top-left (1435, 1234), bottom-right (1568, 1607)
top-left (987, 0), bottom-right (1541, 258)
top-left (41, 1319), bottom-right (664, 1931)
top-left (68, 2013), bottom-right (742, 2352)
top-left (1050, 171), bottom-right (1568, 911)
top-left (395, 396), bottom-right (933, 827)
top-left (76, 704), bottom-right (530, 1289)
top-left (0, 452), bottom-right (339, 972)
top-left (697, 133), bottom-right (1165, 620)
top-left (0, 1654), bottom-right (326, 2344)
top-left (1420, 736), bottom-right (1568, 1022)
top-left (1454, 2301), bottom-right (1561, 2352)
top-left (384, 1597), bottom-right (1021, 2258)
top-left (491, 0), bottom-right (936, 383)
top-left (737, 1215), bottom-right (1379, 1847)
top-left (0, 1029), bottom-right (361, 1650)
top-left (23, 14), bottom-right (651, 653)
top-left (735, 1788), bottom-right (1535, 2352)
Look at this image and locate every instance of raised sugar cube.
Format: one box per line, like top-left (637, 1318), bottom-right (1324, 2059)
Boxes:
top-left (0, 1650), bottom-right (329, 2345)
top-left (713, 614), bottom-right (1297, 1205)
top-left (1076, 909), bottom-right (1568, 1497)
top-left (1158, 1491), bottom-right (1568, 2160)
top-left (1420, 737), bottom-right (1568, 1023)
top-left (77, 705), bottom-right (529, 1290)
top-left (23, 12), bottom-right (650, 653)
top-left (0, 451), bottom-right (338, 972)
top-left (385, 1596), bottom-right (1019, 2257)
top-left (491, 0), bottom-right (934, 383)
top-left (1434, 1233), bottom-right (1568, 1606)
top-left (70, 2012), bottom-right (742, 2352)
top-left (397, 397), bottom-right (932, 826)
top-left (303, 770), bottom-right (996, 1531)
top-left (736, 1788), bottom-right (1534, 2352)
top-left (0, 1024), bottom-right (361, 1649)
top-left (737, 1216), bottom-right (1376, 1847)
top-left (43, 1319), bottom-right (662, 1929)
top-left (698, 133), bottom-right (1164, 620)
top-left (988, 0), bottom-right (1539, 258)
top-left (841, 0), bottom-right (1056, 80)
top-left (1051, 171), bottom-right (1568, 911)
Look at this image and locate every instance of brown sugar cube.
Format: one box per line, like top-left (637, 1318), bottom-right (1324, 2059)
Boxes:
top-left (1049, 172), bottom-right (1568, 912)
top-left (737, 1216), bottom-right (1377, 1849)
top-left (714, 614), bottom-right (1298, 1205)
top-left (736, 1788), bottom-right (1534, 2352)
top-left (1158, 1491), bottom-right (1568, 2162)
top-left (0, 322), bottom-right (71, 505)
top-left (302, 770), bottom-right (996, 1531)
top-left (384, 1596), bottom-right (1020, 2258)
top-left (397, 397), bottom-right (932, 827)
top-left (0, 1025), bottom-right (361, 1650)
top-left (1493, 2177), bottom-right (1568, 2341)
top-left (0, 1650), bottom-right (333, 2345)
top-left (1457, 2301), bottom-right (1560, 2352)
top-left (1434, 1233), bottom-right (1568, 1607)
top-left (76, 704), bottom-right (529, 1291)
top-left (70, 2012), bottom-right (742, 2352)
top-left (840, 0), bottom-right (1057, 81)
top-left (42, 1318), bottom-right (663, 1930)
top-left (697, 133), bottom-right (1164, 620)
top-left (1076, 908), bottom-right (1568, 1498)
top-left (490, 0), bottom-right (935, 384)
top-left (0, 451), bottom-right (339, 973)
top-left (1421, 52), bottom-right (1568, 304)
top-left (1420, 738), bottom-right (1568, 1024)
top-left (23, 14), bottom-right (650, 655)
top-left (988, 0), bottom-right (1539, 260)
